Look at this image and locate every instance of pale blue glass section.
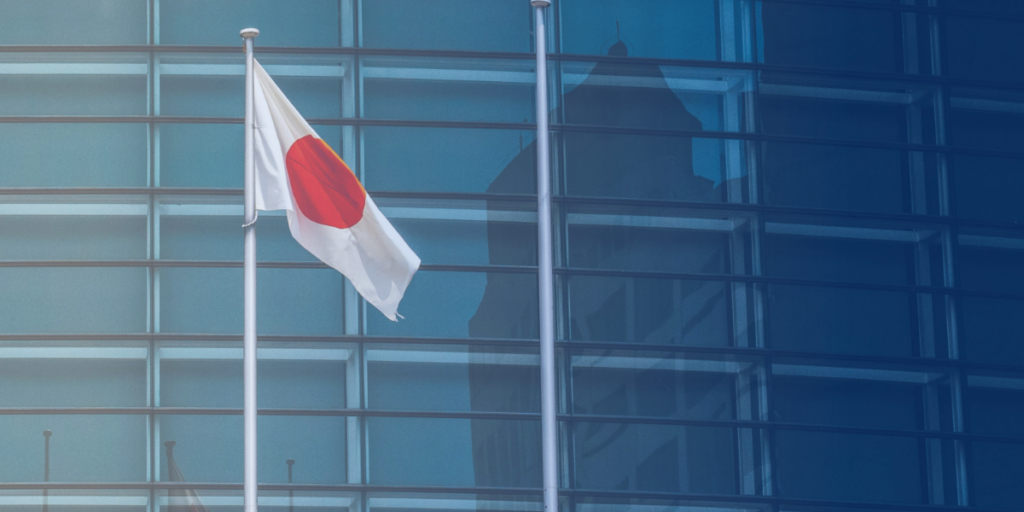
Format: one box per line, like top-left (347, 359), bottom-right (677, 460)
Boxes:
top-left (161, 75), bottom-right (342, 118)
top-left (0, 0), bottom-right (147, 44)
top-left (0, 215), bottom-right (146, 261)
top-left (160, 0), bottom-right (342, 47)
top-left (0, 124), bottom-right (147, 187)
top-left (160, 213), bottom-right (318, 262)
top-left (362, 0), bottom-right (529, 52)
top-left (0, 415), bottom-right (146, 482)
top-left (0, 268), bottom-right (147, 334)
top-left (0, 357), bottom-right (146, 407)
top-left (0, 74), bottom-right (146, 115)
top-left (159, 268), bottom-right (344, 335)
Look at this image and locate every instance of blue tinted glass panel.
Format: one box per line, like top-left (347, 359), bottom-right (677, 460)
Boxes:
top-left (0, 0), bottom-right (147, 44)
top-left (958, 244), bottom-right (1024, 294)
top-left (0, 415), bottom-right (146, 482)
top-left (367, 417), bottom-right (541, 487)
top-left (939, 0), bottom-right (1024, 15)
top-left (0, 124), bottom-right (147, 187)
top-left (945, 16), bottom-right (1024, 86)
top-left (363, 126), bottom-right (535, 194)
top-left (568, 223), bottom-right (730, 274)
top-left (367, 347), bottom-right (539, 413)
top-left (560, 0), bottom-right (724, 61)
top-left (0, 356), bottom-right (146, 407)
top-left (0, 73), bottom-right (146, 115)
top-left (759, 2), bottom-right (903, 73)
top-left (0, 215), bottom-right (146, 261)
top-left (160, 212), bottom-right (318, 262)
top-left (573, 366), bottom-right (735, 419)
top-left (968, 385), bottom-right (1024, 439)
top-left (765, 235), bottom-right (912, 286)
top-left (560, 62), bottom-right (730, 132)
top-left (362, 0), bottom-right (528, 52)
top-left (387, 216), bottom-right (536, 267)
top-left (573, 422), bottom-right (737, 494)
top-left (768, 285), bottom-right (915, 357)
top-left (774, 431), bottom-right (924, 504)
top-left (258, 415), bottom-right (347, 484)
top-left (759, 96), bottom-right (907, 144)
top-left (763, 142), bottom-right (915, 214)
top-left (160, 0), bottom-right (343, 47)
top-left (970, 442), bottom-right (1024, 510)
top-left (773, 375), bottom-right (921, 430)
top-left (367, 271), bottom-right (538, 339)
top-left (362, 58), bottom-right (534, 123)
top-left (0, 268), bottom-right (147, 334)
top-left (563, 133), bottom-right (737, 202)
top-left (161, 356), bottom-right (346, 409)
top-left (568, 276), bottom-right (733, 346)
top-left (161, 75), bottom-right (343, 118)
top-left (960, 297), bottom-right (1024, 366)
top-left (948, 107), bottom-right (1024, 153)
top-left (159, 124), bottom-right (242, 188)
top-left (158, 415), bottom-right (242, 482)
top-left (159, 268), bottom-right (344, 335)
top-left (953, 155), bottom-right (1024, 223)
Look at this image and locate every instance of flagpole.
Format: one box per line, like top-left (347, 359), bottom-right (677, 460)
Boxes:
top-left (531, 2), bottom-right (558, 512)
top-left (241, 26), bottom-right (260, 512)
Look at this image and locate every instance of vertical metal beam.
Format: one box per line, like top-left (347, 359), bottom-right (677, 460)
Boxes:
top-left (241, 26), bottom-right (260, 512)
top-left (532, 2), bottom-right (558, 512)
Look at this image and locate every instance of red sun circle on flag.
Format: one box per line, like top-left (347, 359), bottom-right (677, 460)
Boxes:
top-left (285, 135), bottom-right (366, 229)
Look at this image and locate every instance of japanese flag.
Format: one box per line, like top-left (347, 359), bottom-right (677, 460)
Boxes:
top-left (252, 60), bottom-right (419, 320)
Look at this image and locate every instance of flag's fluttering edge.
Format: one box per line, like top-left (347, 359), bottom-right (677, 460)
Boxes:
top-left (253, 60), bottom-right (420, 321)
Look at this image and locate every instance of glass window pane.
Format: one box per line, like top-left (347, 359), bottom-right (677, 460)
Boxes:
top-left (0, 215), bottom-right (147, 261)
top-left (773, 375), bottom-right (923, 430)
top-left (0, 415), bottom-right (146, 482)
top-left (952, 155), bottom-right (1024, 224)
top-left (367, 270), bottom-right (538, 340)
top-left (970, 442), bottom-right (1024, 510)
top-left (560, 0), bottom-right (733, 61)
top-left (362, 0), bottom-right (529, 52)
top-left (160, 346), bottom-right (349, 409)
top-left (367, 345), bottom-right (539, 413)
top-left (968, 381), bottom-right (1024, 439)
top-left (568, 276), bottom-right (735, 347)
top-left (563, 133), bottom-right (744, 202)
top-left (759, 94), bottom-right (908, 144)
top-left (560, 62), bottom-right (745, 132)
top-left (759, 3), bottom-right (905, 73)
top-left (568, 219), bottom-right (732, 274)
top-left (159, 209), bottom-right (319, 263)
top-left (0, 57), bottom-right (147, 115)
top-left (958, 235), bottom-right (1024, 295)
top-left (762, 142), bottom-right (925, 214)
top-left (774, 430), bottom-right (924, 504)
top-left (386, 207), bottom-right (536, 267)
top-left (0, 124), bottom-right (147, 187)
top-left (945, 15), bottom-right (1024, 86)
top-left (573, 422), bottom-right (738, 494)
top-left (948, 102), bottom-right (1024, 153)
top-left (0, 347), bottom-right (147, 407)
top-left (0, 267), bottom-right (147, 334)
top-left (768, 285), bottom-right (915, 357)
top-left (0, 0), bottom-right (147, 45)
top-left (159, 0), bottom-right (344, 47)
top-left (367, 417), bottom-right (541, 487)
top-left (765, 234), bottom-right (913, 286)
top-left (363, 126), bottom-right (535, 194)
top-left (159, 123), bottom-right (243, 188)
top-left (159, 268), bottom-right (344, 335)
top-left (960, 297), bottom-right (1024, 366)
top-left (362, 57), bottom-right (534, 123)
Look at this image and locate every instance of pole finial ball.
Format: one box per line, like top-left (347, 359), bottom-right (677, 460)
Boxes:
top-left (240, 28), bottom-right (260, 39)
top-left (531, 0), bottom-right (551, 7)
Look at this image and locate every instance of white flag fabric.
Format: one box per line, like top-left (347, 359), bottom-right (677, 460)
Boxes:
top-left (252, 60), bottom-right (419, 320)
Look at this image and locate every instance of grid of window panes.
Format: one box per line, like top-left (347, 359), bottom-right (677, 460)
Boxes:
top-left (0, 1), bottom-right (1023, 512)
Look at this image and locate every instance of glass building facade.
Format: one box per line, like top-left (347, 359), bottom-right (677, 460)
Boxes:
top-left (0, 0), bottom-right (1022, 511)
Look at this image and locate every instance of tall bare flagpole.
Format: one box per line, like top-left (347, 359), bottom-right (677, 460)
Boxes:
top-left (531, 2), bottom-right (558, 512)
top-left (241, 26), bottom-right (260, 512)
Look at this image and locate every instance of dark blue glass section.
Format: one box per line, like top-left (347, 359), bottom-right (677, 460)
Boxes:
top-left (959, 244), bottom-right (1024, 294)
top-left (948, 107), bottom-right (1024, 153)
top-left (960, 297), bottom-right (1024, 366)
top-left (945, 15), bottom-right (1024, 86)
top-left (971, 442), bottom-right (1024, 510)
top-left (953, 155), bottom-right (1024, 223)
top-left (759, 96), bottom-right (907, 144)
top-left (573, 365), bottom-right (735, 419)
top-left (759, 2), bottom-right (904, 73)
top-left (773, 375), bottom-right (922, 430)
top-left (569, 223), bottom-right (729, 274)
top-left (968, 385), bottom-right (1024, 439)
top-left (766, 234), bottom-right (913, 285)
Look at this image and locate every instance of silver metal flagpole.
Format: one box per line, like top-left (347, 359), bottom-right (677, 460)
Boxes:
top-left (241, 26), bottom-right (260, 512)
top-left (531, 2), bottom-right (558, 512)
